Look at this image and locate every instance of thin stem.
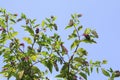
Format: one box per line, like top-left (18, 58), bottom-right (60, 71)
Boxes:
top-left (67, 25), bottom-right (81, 79)
top-left (57, 51), bottom-right (66, 64)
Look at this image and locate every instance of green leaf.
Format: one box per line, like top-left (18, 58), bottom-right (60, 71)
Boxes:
top-left (74, 57), bottom-right (83, 63)
top-left (0, 18), bottom-right (6, 28)
top-left (81, 39), bottom-right (96, 44)
top-left (53, 24), bottom-right (57, 31)
top-left (21, 13), bottom-right (26, 19)
top-left (46, 18), bottom-right (51, 23)
top-left (30, 19), bottom-right (36, 25)
top-left (9, 27), bottom-right (14, 31)
top-left (68, 33), bottom-right (77, 40)
top-left (23, 37), bottom-right (32, 44)
top-left (78, 25), bottom-right (83, 31)
top-left (31, 66), bottom-right (40, 74)
top-left (84, 28), bottom-right (91, 34)
top-left (85, 68), bottom-right (90, 75)
top-left (42, 60), bottom-right (53, 73)
top-left (41, 20), bottom-right (45, 27)
top-left (65, 26), bottom-right (72, 29)
top-left (96, 67), bottom-right (99, 73)
top-left (31, 55), bottom-right (38, 61)
top-left (47, 60), bottom-right (53, 73)
top-left (79, 72), bottom-right (87, 80)
top-left (71, 40), bottom-right (80, 50)
top-left (61, 63), bottom-right (68, 73)
top-left (102, 68), bottom-right (110, 77)
top-left (12, 31), bottom-right (18, 37)
top-left (102, 60), bottom-right (107, 64)
top-left (54, 62), bottom-right (59, 71)
top-left (55, 73), bottom-right (65, 78)
top-left (40, 51), bottom-right (48, 56)
top-left (22, 26), bottom-right (34, 36)
top-left (34, 24), bottom-right (40, 28)
top-left (90, 66), bottom-right (93, 73)
top-left (77, 48), bottom-right (88, 57)
top-left (91, 30), bottom-right (98, 38)
top-left (10, 19), bottom-right (16, 23)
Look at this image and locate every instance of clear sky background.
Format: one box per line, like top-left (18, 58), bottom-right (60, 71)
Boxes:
top-left (0, 0), bottom-right (120, 80)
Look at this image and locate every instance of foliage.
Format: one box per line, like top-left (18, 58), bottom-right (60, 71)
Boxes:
top-left (0, 8), bottom-right (120, 80)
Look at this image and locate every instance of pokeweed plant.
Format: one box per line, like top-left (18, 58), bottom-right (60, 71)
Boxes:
top-left (0, 8), bottom-right (120, 80)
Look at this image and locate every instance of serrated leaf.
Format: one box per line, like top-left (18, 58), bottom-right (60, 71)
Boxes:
top-left (42, 60), bottom-right (53, 73)
top-left (78, 25), bottom-right (83, 31)
top-left (84, 28), bottom-right (91, 34)
top-left (65, 26), bottom-right (72, 29)
top-left (79, 72), bottom-right (87, 80)
top-left (77, 48), bottom-right (88, 56)
top-left (74, 57), bottom-right (83, 63)
top-left (34, 24), bottom-right (40, 28)
top-left (102, 68), bottom-right (110, 77)
top-left (23, 37), bottom-right (32, 44)
top-left (71, 40), bottom-right (80, 50)
top-left (23, 26), bottom-right (34, 36)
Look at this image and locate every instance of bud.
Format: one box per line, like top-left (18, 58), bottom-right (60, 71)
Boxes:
top-left (21, 57), bottom-right (29, 62)
top-left (73, 75), bottom-right (77, 80)
top-left (43, 28), bottom-right (46, 32)
top-left (9, 42), bottom-right (14, 48)
top-left (61, 44), bottom-right (68, 54)
top-left (13, 14), bottom-right (18, 16)
top-left (77, 14), bottom-right (82, 18)
top-left (11, 61), bottom-right (15, 66)
top-left (35, 28), bottom-right (39, 34)
top-left (2, 68), bottom-right (8, 71)
top-left (115, 70), bottom-right (120, 77)
top-left (5, 15), bottom-right (8, 22)
top-left (0, 27), bottom-right (4, 31)
top-left (27, 46), bottom-right (32, 50)
top-left (83, 61), bottom-right (89, 66)
top-left (26, 19), bottom-right (29, 25)
top-left (54, 61), bottom-right (59, 71)
top-left (20, 43), bottom-right (25, 47)
top-left (83, 34), bottom-right (90, 40)
top-left (68, 19), bottom-right (74, 26)
top-left (53, 23), bottom-right (57, 31)
top-left (51, 16), bottom-right (54, 19)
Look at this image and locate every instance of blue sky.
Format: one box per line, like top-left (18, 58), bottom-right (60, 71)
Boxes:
top-left (0, 0), bottom-right (120, 80)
